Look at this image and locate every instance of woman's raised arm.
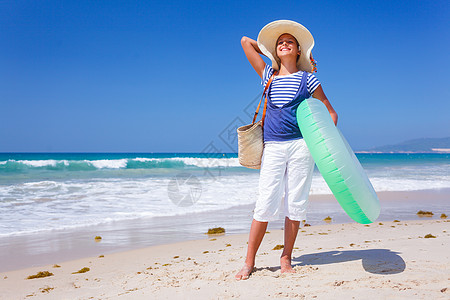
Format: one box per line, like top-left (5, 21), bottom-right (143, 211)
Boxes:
top-left (241, 36), bottom-right (266, 79)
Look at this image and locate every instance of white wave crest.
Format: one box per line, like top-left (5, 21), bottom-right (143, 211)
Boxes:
top-left (86, 159), bottom-right (128, 169)
top-left (2, 157), bottom-right (242, 170)
top-left (172, 157), bottom-right (241, 168)
top-left (133, 158), bottom-right (156, 162)
top-left (18, 160), bottom-right (69, 167)
top-left (131, 157), bottom-right (241, 168)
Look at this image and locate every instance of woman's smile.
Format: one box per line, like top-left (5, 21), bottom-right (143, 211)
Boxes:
top-left (278, 44), bottom-right (294, 54)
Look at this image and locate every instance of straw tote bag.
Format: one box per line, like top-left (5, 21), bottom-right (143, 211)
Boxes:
top-left (237, 73), bottom-right (276, 169)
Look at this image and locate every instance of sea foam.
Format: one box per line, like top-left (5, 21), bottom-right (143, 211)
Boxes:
top-left (0, 153), bottom-right (449, 237)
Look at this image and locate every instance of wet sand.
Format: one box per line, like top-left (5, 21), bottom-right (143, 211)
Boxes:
top-left (0, 189), bottom-right (449, 273)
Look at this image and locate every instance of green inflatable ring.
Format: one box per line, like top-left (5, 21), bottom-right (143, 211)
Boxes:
top-left (297, 99), bottom-right (380, 224)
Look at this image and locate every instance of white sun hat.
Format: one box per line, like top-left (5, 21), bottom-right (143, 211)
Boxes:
top-left (257, 20), bottom-right (316, 72)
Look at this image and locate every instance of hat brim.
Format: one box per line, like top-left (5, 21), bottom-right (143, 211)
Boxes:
top-left (257, 20), bottom-right (315, 72)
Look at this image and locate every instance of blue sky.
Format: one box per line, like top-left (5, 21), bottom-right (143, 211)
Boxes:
top-left (1, 0), bottom-right (449, 152)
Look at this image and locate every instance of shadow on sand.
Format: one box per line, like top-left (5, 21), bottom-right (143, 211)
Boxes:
top-left (292, 249), bottom-right (406, 275)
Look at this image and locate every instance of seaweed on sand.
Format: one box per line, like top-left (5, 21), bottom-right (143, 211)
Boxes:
top-left (207, 227), bottom-right (225, 235)
top-left (72, 267), bottom-right (90, 274)
top-left (27, 271), bottom-right (53, 280)
top-left (417, 210), bottom-right (433, 217)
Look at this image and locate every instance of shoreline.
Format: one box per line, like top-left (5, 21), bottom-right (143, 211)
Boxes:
top-left (0, 189), bottom-right (449, 273)
top-left (1, 219), bottom-right (449, 299)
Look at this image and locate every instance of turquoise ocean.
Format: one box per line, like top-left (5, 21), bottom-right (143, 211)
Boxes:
top-left (1, 152), bottom-right (449, 238)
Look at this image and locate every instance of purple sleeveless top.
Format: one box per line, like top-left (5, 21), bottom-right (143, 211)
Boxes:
top-left (264, 71), bottom-right (311, 142)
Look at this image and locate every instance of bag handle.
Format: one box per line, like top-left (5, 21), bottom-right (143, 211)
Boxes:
top-left (252, 72), bottom-right (277, 126)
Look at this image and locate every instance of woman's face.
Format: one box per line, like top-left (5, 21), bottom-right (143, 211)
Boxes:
top-left (275, 33), bottom-right (300, 62)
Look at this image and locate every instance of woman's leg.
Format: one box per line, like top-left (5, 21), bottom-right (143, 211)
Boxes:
top-left (281, 139), bottom-right (315, 272)
top-left (280, 216), bottom-right (300, 273)
top-left (236, 142), bottom-right (287, 280)
top-left (235, 219), bottom-right (268, 280)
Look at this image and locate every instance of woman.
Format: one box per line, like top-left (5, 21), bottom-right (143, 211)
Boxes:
top-left (236, 20), bottom-right (338, 280)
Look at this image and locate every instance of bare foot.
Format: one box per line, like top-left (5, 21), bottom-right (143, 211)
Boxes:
top-left (235, 264), bottom-right (254, 280)
top-left (280, 256), bottom-right (296, 274)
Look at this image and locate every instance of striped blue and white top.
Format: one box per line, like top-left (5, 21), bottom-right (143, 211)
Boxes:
top-left (262, 64), bottom-right (321, 107)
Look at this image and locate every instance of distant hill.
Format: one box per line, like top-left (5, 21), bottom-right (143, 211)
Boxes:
top-left (361, 137), bottom-right (450, 153)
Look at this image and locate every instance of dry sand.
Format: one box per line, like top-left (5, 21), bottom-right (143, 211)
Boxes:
top-left (1, 219), bottom-right (449, 299)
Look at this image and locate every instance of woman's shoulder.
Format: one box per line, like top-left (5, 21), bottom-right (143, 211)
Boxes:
top-left (263, 64), bottom-right (274, 77)
top-left (305, 72), bottom-right (319, 80)
top-left (261, 64), bottom-right (274, 85)
top-left (303, 71), bottom-right (320, 82)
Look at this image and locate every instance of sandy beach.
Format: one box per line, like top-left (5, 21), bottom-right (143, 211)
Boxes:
top-left (2, 0), bottom-right (449, 298)
top-left (1, 218), bottom-right (449, 299)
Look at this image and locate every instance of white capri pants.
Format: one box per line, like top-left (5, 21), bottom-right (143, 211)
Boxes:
top-left (253, 138), bottom-right (315, 222)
